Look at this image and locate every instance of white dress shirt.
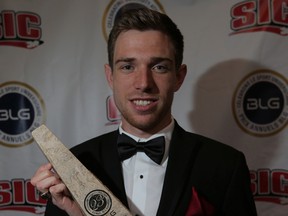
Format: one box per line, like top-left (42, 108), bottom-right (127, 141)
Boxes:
top-left (119, 119), bottom-right (174, 216)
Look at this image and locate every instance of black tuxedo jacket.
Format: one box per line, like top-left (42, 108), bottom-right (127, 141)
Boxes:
top-left (45, 122), bottom-right (257, 216)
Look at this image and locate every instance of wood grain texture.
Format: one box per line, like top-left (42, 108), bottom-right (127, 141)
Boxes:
top-left (32, 125), bottom-right (132, 216)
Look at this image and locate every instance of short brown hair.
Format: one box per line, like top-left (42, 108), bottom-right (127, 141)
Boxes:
top-left (107, 8), bottom-right (184, 70)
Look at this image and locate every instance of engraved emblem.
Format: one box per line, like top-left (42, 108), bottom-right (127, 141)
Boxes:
top-left (84, 190), bottom-right (112, 215)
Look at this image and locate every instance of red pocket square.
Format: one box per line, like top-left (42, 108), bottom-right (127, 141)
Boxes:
top-left (186, 187), bottom-right (215, 216)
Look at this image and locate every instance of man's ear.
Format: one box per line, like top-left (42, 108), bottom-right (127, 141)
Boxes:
top-left (104, 64), bottom-right (113, 89)
top-left (174, 64), bottom-right (187, 92)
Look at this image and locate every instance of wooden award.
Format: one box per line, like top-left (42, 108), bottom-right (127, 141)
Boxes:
top-left (32, 125), bottom-right (132, 216)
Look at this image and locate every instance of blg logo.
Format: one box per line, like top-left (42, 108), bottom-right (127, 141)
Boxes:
top-left (0, 81), bottom-right (46, 147)
top-left (232, 70), bottom-right (288, 136)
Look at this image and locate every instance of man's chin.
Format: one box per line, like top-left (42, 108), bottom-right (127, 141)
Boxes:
top-left (126, 117), bottom-right (167, 133)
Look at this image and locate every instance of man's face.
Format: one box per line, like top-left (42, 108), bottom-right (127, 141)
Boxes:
top-left (105, 30), bottom-right (186, 137)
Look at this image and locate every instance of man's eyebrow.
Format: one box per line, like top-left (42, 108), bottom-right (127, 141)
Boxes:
top-left (150, 57), bottom-right (173, 63)
top-left (114, 57), bottom-right (173, 65)
top-left (115, 58), bottom-right (135, 64)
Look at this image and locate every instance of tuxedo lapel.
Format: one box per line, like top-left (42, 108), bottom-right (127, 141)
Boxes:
top-left (157, 122), bottom-right (200, 216)
top-left (95, 126), bottom-right (201, 214)
top-left (98, 131), bottom-right (129, 208)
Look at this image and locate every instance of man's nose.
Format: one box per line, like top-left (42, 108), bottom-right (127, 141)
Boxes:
top-left (134, 68), bottom-right (155, 91)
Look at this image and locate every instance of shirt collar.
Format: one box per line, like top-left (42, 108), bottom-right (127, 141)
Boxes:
top-left (118, 118), bottom-right (175, 164)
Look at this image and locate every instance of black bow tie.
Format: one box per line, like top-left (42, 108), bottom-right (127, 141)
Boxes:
top-left (117, 133), bottom-right (165, 165)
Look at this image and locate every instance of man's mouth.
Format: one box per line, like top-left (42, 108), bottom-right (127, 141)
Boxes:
top-left (133, 100), bottom-right (153, 106)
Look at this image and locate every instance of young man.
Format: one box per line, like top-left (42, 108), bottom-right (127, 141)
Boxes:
top-left (31, 8), bottom-right (257, 216)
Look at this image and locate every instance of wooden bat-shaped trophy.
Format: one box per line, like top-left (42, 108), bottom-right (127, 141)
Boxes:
top-left (32, 125), bottom-right (132, 216)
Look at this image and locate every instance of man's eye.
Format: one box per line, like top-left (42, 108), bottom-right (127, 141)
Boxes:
top-left (152, 65), bottom-right (169, 73)
top-left (120, 65), bottom-right (134, 71)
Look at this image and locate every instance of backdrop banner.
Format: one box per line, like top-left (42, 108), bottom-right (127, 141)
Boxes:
top-left (0, 1), bottom-right (287, 215)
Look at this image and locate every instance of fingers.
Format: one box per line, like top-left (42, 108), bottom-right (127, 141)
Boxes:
top-left (31, 164), bottom-right (82, 215)
top-left (50, 182), bottom-right (68, 200)
top-left (49, 183), bottom-right (82, 215)
top-left (31, 163), bottom-right (60, 193)
top-left (31, 163), bottom-right (70, 197)
top-left (31, 163), bottom-right (52, 186)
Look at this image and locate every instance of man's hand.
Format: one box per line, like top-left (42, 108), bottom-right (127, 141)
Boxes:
top-left (31, 163), bottom-right (83, 216)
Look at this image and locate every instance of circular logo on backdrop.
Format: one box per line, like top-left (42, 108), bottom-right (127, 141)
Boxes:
top-left (0, 81), bottom-right (46, 147)
top-left (232, 70), bottom-right (288, 137)
top-left (102, 0), bottom-right (165, 41)
top-left (84, 190), bottom-right (112, 216)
